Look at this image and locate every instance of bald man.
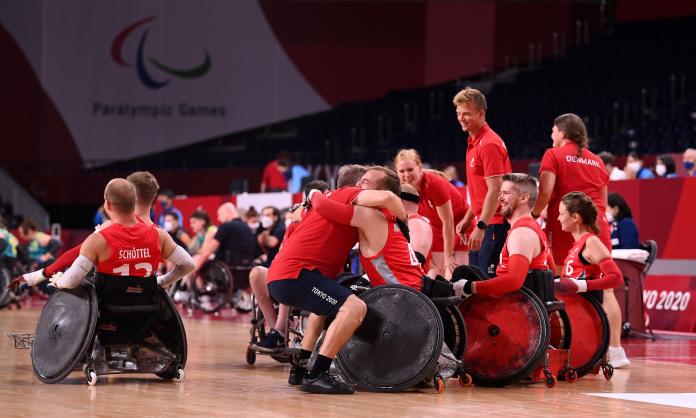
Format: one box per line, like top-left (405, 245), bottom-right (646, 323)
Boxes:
top-left (29, 179), bottom-right (194, 290)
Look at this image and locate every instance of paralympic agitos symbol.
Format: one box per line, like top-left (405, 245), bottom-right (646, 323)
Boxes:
top-left (111, 16), bottom-right (211, 89)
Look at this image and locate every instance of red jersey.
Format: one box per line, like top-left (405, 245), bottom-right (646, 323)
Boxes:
top-left (97, 223), bottom-right (161, 277)
top-left (496, 216), bottom-right (550, 276)
top-left (409, 213), bottom-right (432, 272)
top-left (417, 171), bottom-right (468, 252)
top-left (284, 222), bottom-right (300, 241)
top-left (261, 160), bottom-right (288, 191)
top-left (561, 233), bottom-right (602, 279)
top-left (361, 209), bottom-right (424, 290)
top-left (540, 143), bottom-right (611, 264)
top-left (268, 187), bottom-right (362, 282)
top-left (465, 123), bottom-right (511, 224)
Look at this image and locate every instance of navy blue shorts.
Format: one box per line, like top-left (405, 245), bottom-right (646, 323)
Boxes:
top-left (469, 221), bottom-right (510, 277)
top-left (268, 269), bottom-right (353, 317)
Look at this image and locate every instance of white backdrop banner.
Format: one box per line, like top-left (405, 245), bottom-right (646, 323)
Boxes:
top-left (0, 0), bottom-right (329, 164)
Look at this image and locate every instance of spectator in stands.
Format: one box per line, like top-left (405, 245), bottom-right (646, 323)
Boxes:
top-left (625, 152), bottom-right (655, 179)
top-left (288, 160), bottom-right (312, 194)
top-left (163, 212), bottom-right (191, 249)
top-left (17, 218), bottom-right (61, 268)
top-left (260, 152), bottom-right (291, 192)
top-left (258, 206), bottom-right (285, 267)
top-left (598, 151), bottom-right (628, 181)
top-left (156, 189), bottom-right (183, 228)
top-left (0, 215), bottom-right (18, 262)
top-left (607, 192), bottom-right (640, 249)
top-left (443, 165), bottom-right (464, 187)
top-left (683, 148), bottom-right (696, 177)
top-left (655, 154), bottom-right (678, 178)
top-left (93, 205), bottom-right (107, 226)
top-left (188, 210), bottom-right (217, 256)
top-left (244, 206), bottom-right (261, 232)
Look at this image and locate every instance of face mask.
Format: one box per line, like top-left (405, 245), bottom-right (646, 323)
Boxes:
top-left (655, 164), bottom-right (667, 177)
top-left (163, 221), bottom-right (175, 232)
top-left (248, 222), bottom-right (260, 230)
top-left (626, 161), bottom-right (641, 173)
top-left (605, 210), bottom-right (614, 223)
top-left (685, 161), bottom-right (695, 171)
top-left (159, 200), bottom-right (168, 209)
top-left (260, 216), bottom-right (274, 229)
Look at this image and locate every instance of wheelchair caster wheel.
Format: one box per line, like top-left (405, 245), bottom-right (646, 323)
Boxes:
top-left (458, 373), bottom-right (473, 387)
top-left (602, 364), bottom-right (614, 380)
top-left (246, 346), bottom-right (256, 365)
top-left (543, 371), bottom-right (556, 388)
top-left (564, 368), bottom-right (577, 383)
top-left (86, 369), bottom-right (97, 386)
top-left (434, 375), bottom-right (446, 394)
top-left (175, 367), bottom-right (185, 381)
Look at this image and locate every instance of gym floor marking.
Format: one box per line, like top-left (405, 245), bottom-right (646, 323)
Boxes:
top-left (585, 393), bottom-right (696, 410)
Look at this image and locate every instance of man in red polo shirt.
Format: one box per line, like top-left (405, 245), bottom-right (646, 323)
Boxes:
top-left (454, 87), bottom-right (512, 277)
top-left (260, 153), bottom-right (291, 192)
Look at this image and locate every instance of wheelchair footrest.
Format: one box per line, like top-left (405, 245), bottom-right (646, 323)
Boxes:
top-left (529, 348), bottom-right (569, 382)
top-left (7, 333), bottom-right (35, 349)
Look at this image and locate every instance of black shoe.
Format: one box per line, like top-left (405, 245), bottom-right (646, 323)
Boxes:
top-left (288, 364), bottom-right (306, 386)
top-left (300, 371), bottom-right (354, 394)
top-left (252, 330), bottom-right (285, 353)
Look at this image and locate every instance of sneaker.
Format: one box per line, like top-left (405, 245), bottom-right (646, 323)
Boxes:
top-left (608, 346), bottom-right (631, 368)
top-left (300, 371), bottom-right (354, 394)
top-left (288, 364), bottom-right (307, 386)
top-left (252, 330), bottom-right (285, 353)
top-left (174, 290), bottom-right (191, 304)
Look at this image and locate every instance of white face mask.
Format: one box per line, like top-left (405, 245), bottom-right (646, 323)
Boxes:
top-left (655, 163), bottom-right (667, 177)
top-left (605, 210), bottom-right (614, 223)
top-left (163, 221), bottom-right (175, 232)
top-left (626, 161), bottom-right (642, 173)
top-left (260, 215), bottom-right (274, 229)
top-left (248, 222), bottom-right (260, 230)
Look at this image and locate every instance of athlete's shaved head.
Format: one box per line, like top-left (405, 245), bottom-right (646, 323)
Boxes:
top-left (126, 171), bottom-right (160, 207)
top-left (104, 178), bottom-right (136, 214)
top-left (217, 202), bottom-right (239, 224)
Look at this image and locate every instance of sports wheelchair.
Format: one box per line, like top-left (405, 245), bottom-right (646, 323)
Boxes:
top-left (12, 274), bottom-right (187, 385)
top-left (456, 265), bottom-right (612, 388)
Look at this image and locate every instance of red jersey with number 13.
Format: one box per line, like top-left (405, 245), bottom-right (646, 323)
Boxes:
top-left (98, 223), bottom-right (161, 277)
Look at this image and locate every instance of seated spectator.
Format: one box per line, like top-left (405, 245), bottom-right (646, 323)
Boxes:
top-left (598, 151), bottom-right (628, 181)
top-left (163, 212), bottom-right (191, 249)
top-left (607, 192), bottom-right (640, 249)
top-left (17, 218), bottom-right (61, 268)
top-left (188, 210), bottom-right (217, 255)
top-left (156, 189), bottom-right (184, 228)
top-left (258, 206), bottom-right (285, 267)
top-left (0, 215), bottom-right (18, 262)
top-left (260, 153), bottom-right (291, 192)
top-left (93, 205), bottom-right (108, 226)
top-left (655, 154), bottom-right (678, 178)
top-left (288, 160), bottom-right (312, 194)
top-left (625, 152), bottom-right (655, 179)
top-left (683, 148), bottom-right (696, 177)
top-left (443, 165), bottom-right (465, 187)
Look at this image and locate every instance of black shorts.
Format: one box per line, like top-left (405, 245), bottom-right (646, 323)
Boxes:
top-left (268, 269), bottom-right (353, 317)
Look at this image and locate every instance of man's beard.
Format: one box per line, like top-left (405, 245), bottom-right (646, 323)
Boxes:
top-left (502, 202), bottom-right (516, 219)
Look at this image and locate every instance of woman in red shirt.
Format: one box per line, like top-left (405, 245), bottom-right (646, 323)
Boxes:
top-left (554, 191), bottom-right (630, 368)
top-left (394, 149), bottom-right (468, 279)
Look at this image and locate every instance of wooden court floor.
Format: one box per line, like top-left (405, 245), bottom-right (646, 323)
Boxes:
top-left (2, 305), bottom-right (696, 418)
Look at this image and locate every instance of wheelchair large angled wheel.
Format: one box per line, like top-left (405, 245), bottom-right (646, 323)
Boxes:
top-left (336, 285), bottom-right (444, 392)
top-left (153, 286), bottom-right (188, 379)
top-left (31, 282), bottom-right (98, 383)
top-left (193, 260), bottom-right (233, 313)
top-left (0, 265), bottom-right (12, 307)
top-left (458, 287), bottom-right (550, 387)
top-left (555, 293), bottom-right (609, 378)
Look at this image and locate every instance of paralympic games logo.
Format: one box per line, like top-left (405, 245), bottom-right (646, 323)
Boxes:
top-left (111, 17), bottom-right (210, 90)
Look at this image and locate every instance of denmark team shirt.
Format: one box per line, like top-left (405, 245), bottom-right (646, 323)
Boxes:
top-left (465, 123), bottom-right (511, 224)
top-left (97, 223), bottom-right (161, 277)
top-left (267, 187), bottom-right (362, 282)
top-left (360, 209), bottom-right (425, 290)
top-left (417, 171), bottom-right (467, 234)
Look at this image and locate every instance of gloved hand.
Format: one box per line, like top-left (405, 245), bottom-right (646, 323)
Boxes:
top-left (554, 277), bottom-right (588, 295)
top-left (453, 279), bottom-right (473, 298)
top-left (6, 275), bottom-right (27, 291)
top-left (302, 189), bottom-right (322, 209)
top-left (47, 272), bottom-right (64, 289)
